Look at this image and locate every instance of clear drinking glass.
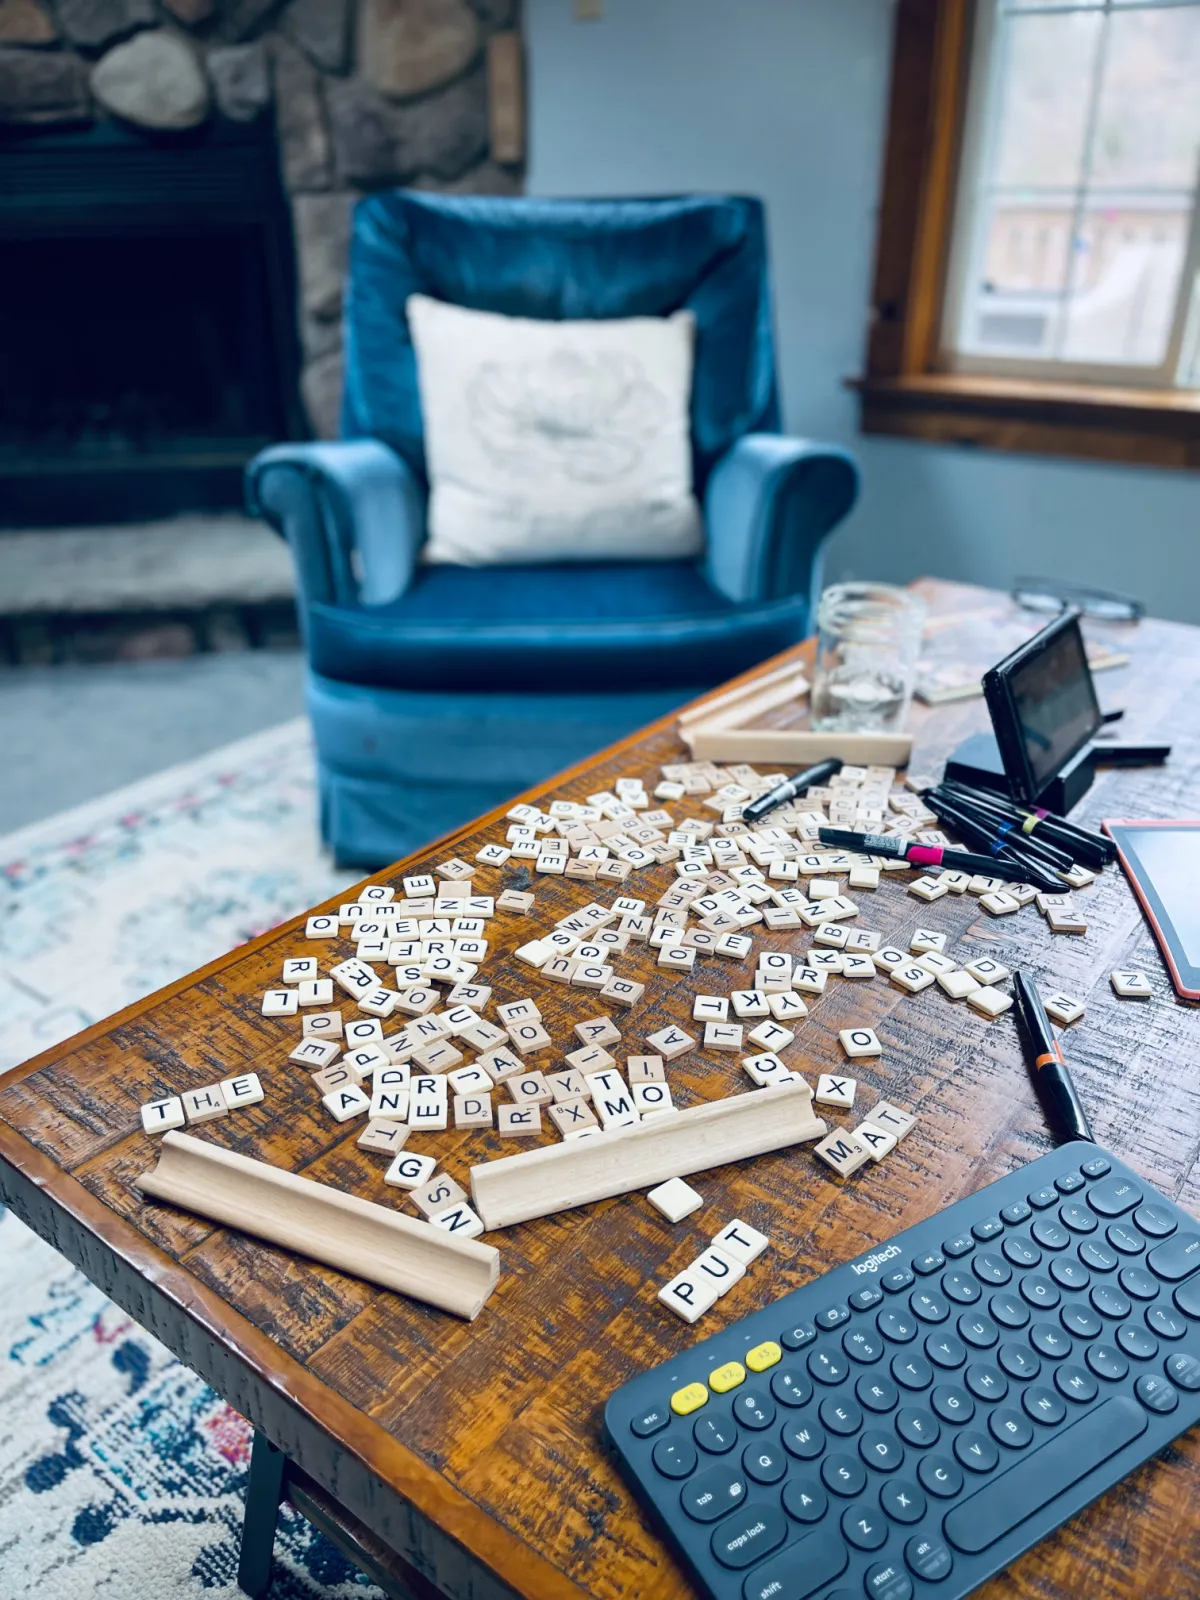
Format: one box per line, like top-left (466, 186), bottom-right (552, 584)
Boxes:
top-left (811, 582), bottom-right (926, 733)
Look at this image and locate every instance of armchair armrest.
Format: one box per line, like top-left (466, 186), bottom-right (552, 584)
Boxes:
top-left (245, 440), bottom-right (426, 610)
top-left (703, 434), bottom-right (859, 611)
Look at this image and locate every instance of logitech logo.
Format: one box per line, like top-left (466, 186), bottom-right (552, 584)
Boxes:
top-left (850, 1244), bottom-right (901, 1276)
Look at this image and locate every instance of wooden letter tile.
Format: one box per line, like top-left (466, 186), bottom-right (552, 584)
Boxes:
top-left (647, 1177), bottom-right (703, 1222)
top-left (357, 1118), bottom-right (410, 1155)
top-left (497, 1103), bottom-right (542, 1138)
top-left (140, 1096), bottom-right (185, 1135)
top-left (814, 1128), bottom-right (872, 1178)
top-left (220, 1072), bottom-right (264, 1110)
top-left (548, 1097), bottom-right (599, 1137)
top-left (838, 1028), bottom-right (881, 1060)
top-left (182, 1085), bottom-right (228, 1125)
top-left (384, 1151), bottom-right (437, 1190)
top-left (815, 1073), bottom-right (857, 1110)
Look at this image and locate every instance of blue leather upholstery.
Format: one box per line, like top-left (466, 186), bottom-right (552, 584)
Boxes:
top-left (248, 194), bottom-right (860, 867)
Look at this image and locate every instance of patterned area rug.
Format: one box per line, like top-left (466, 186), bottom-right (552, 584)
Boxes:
top-left (0, 722), bottom-right (384, 1598)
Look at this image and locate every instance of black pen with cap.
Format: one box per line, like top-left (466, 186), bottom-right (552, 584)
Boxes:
top-left (742, 757), bottom-right (843, 824)
top-left (1012, 971), bottom-right (1094, 1144)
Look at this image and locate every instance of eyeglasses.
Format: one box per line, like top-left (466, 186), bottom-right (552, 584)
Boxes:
top-left (1011, 578), bottom-right (1142, 623)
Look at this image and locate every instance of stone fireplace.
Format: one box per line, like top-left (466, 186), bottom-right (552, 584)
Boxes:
top-left (0, 0), bottom-right (525, 521)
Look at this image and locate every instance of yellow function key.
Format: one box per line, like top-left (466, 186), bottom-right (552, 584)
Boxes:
top-left (746, 1340), bottom-right (782, 1373)
top-left (709, 1361), bottom-right (747, 1394)
top-left (670, 1381), bottom-right (709, 1416)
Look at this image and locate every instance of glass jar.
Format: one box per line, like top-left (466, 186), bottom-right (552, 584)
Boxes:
top-left (810, 582), bottom-right (926, 733)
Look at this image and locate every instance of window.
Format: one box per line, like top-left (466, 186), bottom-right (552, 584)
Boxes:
top-left (858, 0), bottom-right (1200, 468)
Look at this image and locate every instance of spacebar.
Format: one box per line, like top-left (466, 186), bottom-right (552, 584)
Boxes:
top-left (943, 1397), bottom-right (1147, 1556)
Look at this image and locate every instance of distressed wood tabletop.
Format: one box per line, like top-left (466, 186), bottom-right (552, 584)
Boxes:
top-left (2, 578), bottom-right (1198, 1600)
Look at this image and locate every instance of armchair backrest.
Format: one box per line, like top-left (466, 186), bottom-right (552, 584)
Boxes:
top-left (341, 192), bottom-right (780, 494)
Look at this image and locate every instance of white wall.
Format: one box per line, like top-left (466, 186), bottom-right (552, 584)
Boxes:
top-left (525, 0), bottom-right (1200, 622)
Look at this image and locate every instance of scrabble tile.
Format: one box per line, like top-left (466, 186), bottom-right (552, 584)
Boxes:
top-left (448, 1063), bottom-right (494, 1096)
top-left (938, 969), bottom-right (982, 1000)
top-left (792, 967), bottom-right (828, 997)
top-left (436, 858), bottom-right (476, 881)
top-left (514, 939), bottom-right (550, 969)
top-left (1036, 891), bottom-right (1072, 915)
top-left (807, 877), bottom-right (839, 900)
top-left (394, 986), bottom-right (440, 1016)
top-left (742, 1051), bottom-right (796, 1087)
top-left (981, 891), bottom-right (1022, 917)
top-left (498, 1103), bottom-right (542, 1138)
top-left (496, 889), bottom-right (535, 914)
top-left (220, 1072), bottom-right (264, 1110)
top-left (453, 1094), bottom-right (494, 1129)
top-left (509, 1070), bottom-right (552, 1107)
top-left (854, 1122), bottom-right (897, 1162)
top-left (632, 1080), bottom-right (674, 1115)
top-left (588, 1070), bottom-right (638, 1128)
top-left (847, 865), bottom-right (880, 891)
top-left (692, 1245), bottom-right (746, 1298)
top-left (967, 875), bottom-right (1006, 896)
top-left (839, 1027), bottom-right (881, 1059)
top-left (289, 1035), bottom-right (341, 1070)
top-left (840, 954), bottom-right (876, 980)
top-left (369, 1083), bottom-right (410, 1121)
top-left (704, 1021), bottom-right (745, 1053)
top-left (303, 1009), bottom-right (344, 1038)
top-left (283, 956), bottom-right (320, 983)
top-left (815, 1073), bottom-right (857, 1110)
top-left (181, 1085), bottom-right (228, 1125)
top-left (646, 1025), bottom-right (696, 1060)
top-left (1002, 883), bottom-right (1040, 907)
top-left (140, 1096), bottom-right (185, 1134)
top-left (658, 944), bottom-right (696, 972)
top-left (872, 946), bottom-right (908, 973)
top-left (478, 1046), bottom-right (524, 1082)
top-left (891, 963), bottom-right (937, 994)
top-left (844, 929), bottom-right (881, 953)
top-left (475, 842), bottom-right (511, 866)
top-left (627, 1055), bottom-right (666, 1084)
top-left (572, 962), bottom-right (614, 989)
top-left (574, 1015), bottom-right (622, 1048)
top-left (507, 1020), bottom-right (554, 1055)
top-left (462, 1020), bottom-right (507, 1052)
top-left (967, 985), bottom-right (1013, 1018)
top-left (411, 1173), bottom-right (467, 1219)
top-left (730, 990), bottom-right (770, 1018)
top-left (430, 1201), bottom-right (486, 1241)
top-left (964, 957), bottom-right (1011, 986)
top-left (1060, 863), bottom-right (1096, 889)
top-left (601, 975), bottom-right (645, 1009)
top-left (412, 1039), bottom-right (463, 1075)
top-left (548, 1096), bottom-right (599, 1136)
top-left (358, 986), bottom-right (398, 1017)
top-left (862, 1101), bottom-right (918, 1142)
top-left (806, 949), bottom-right (844, 973)
top-left (409, 1096), bottom-right (449, 1131)
top-left (323, 1084), bottom-right (372, 1123)
top-left (296, 978), bottom-right (335, 1007)
top-left (693, 994), bottom-right (729, 1022)
top-left (357, 1118), bottom-right (409, 1155)
top-left (261, 988), bottom-right (298, 1017)
top-left (647, 1177), bottom-right (703, 1223)
top-left (768, 991), bottom-right (808, 1022)
top-left (384, 1151), bottom-right (437, 1190)
top-left (813, 923), bottom-right (850, 948)
top-left (1111, 969), bottom-right (1153, 998)
top-left (658, 1266), bottom-right (720, 1323)
top-left (712, 1218), bottom-right (770, 1265)
top-left (910, 929), bottom-right (947, 954)
top-left (497, 997), bottom-right (541, 1025)
top-left (814, 1128), bottom-right (872, 1178)
top-left (1047, 904), bottom-right (1088, 935)
top-left (916, 951), bottom-right (957, 977)
top-left (716, 932), bottom-right (754, 959)
top-left (936, 870), bottom-right (971, 893)
top-left (306, 914), bottom-right (340, 939)
top-left (1044, 991), bottom-right (1085, 1025)
top-left (909, 877), bottom-right (948, 903)
top-left (819, 896), bottom-right (859, 922)
top-left (565, 1044), bottom-right (616, 1077)
top-left (747, 1019), bottom-right (794, 1053)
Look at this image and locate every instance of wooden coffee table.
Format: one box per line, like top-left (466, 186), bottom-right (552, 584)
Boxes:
top-left (2, 579), bottom-right (1198, 1600)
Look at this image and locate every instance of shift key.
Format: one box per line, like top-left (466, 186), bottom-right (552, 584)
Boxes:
top-left (741, 1532), bottom-right (848, 1600)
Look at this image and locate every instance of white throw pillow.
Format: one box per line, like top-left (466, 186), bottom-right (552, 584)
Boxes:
top-left (406, 293), bottom-right (704, 566)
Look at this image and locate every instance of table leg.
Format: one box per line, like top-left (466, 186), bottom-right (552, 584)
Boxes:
top-left (237, 1430), bottom-right (286, 1597)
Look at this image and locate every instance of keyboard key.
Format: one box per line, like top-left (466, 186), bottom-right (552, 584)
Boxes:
top-left (1091, 1282), bottom-right (1131, 1318)
top-left (892, 1353), bottom-right (933, 1390)
top-left (733, 1389), bottom-right (775, 1429)
top-left (682, 1464), bottom-right (749, 1521)
top-left (1031, 1218), bottom-right (1071, 1251)
top-left (815, 1304), bottom-right (850, 1330)
top-left (958, 1312), bottom-right (999, 1349)
top-left (881, 1268), bottom-right (914, 1293)
top-left (710, 1501), bottom-right (788, 1568)
top-left (1050, 1256), bottom-right (1090, 1291)
top-left (925, 1332), bottom-right (967, 1369)
top-left (971, 1217), bottom-right (1004, 1242)
top-left (781, 1418), bottom-right (825, 1460)
top-left (1000, 1201), bottom-right (1032, 1225)
top-left (965, 1362), bottom-right (1008, 1401)
top-left (973, 1252), bottom-right (1011, 1286)
top-left (857, 1373), bottom-right (898, 1412)
top-left (895, 1407), bottom-right (939, 1447)
top-left (1165, 1352), bottom-right (1200, 1390)
top-left (987, 1407), bottom-right (1033, 1449)
top-left (782, 1476), bottom-right (827, 1522)
top-left (905, 1533), bottom-right (954, 1582)
top-left (998, 1343), bottom-right (1040, 1380)
top-left (671, 1382), bottom-right (708, 1416)
top-left (877, 1309), bottom-right (917, 1343)
top-left (740, 1530), bottom-right (846, 1600)
top-left (843, 1326), bottom-right (884, 1364)
top-left (1121, 1266), bottom-right (1159, 1300)
top-left (630, 1405), bottom-right (669, 1437)
top-left (1028, 1186), bottom-right (1058, 1210)
top-left (930, 1384), bottom-right (974, 1424)
top-left (781, 1321), bottom-right (817, 1351)
top-left (652, 1438), bottom-right (696, 1478)
top-left (807, 1349), bottom-right (847, 1385)
top-left (917, 1453), bottom-right (962, 1498)
top-left (1117, 1324), bottom-right (1159, 1360)
top-left (1106, 1222), bottom-right (1145, 1256)
top-left (953, 1430), bottom-right (999, 1473)
top-left (1055, 1172), bottom-right (1085, 1195)
top-left (859, 1430), bottom-right (904, 1471)
top-left (1086, 1343), bottom-right (1129, 1382)
top-left (710, 1361), bottom-right (747, 1393)
top-left (1134, 1203), bottom-right (1177, 1239)
top-left (1148, 1232), bottom-right (1200, 1281)
top-left (942, 1397), bottom-right (1147, 1554)
top-left (771, 1368), bottom-right (812, 1408)
top-left (819, 1395), bottom-right (862, 1435)
top-left (1176, 1277), bottom-right (1200, 1319)
top-left (1022, 1385), bottom-right (1066, 1426)
top-left (1020, 1274), bottom-right (1060, 1310)
top-left (746, 1341), bottom-right (782, 1373)
top-left (1135, 1373), bottom-right (1178, 1413)
top-left (1029, 1322), bottom-right (1072, 1359)
top-left (1003, 1235), bottom-right (1041, 1268)
top-left (1054, 1364), bottom-right (1098, 1404)
top-left (848, 1287), bottom-right (883, 1312)
top-left (864, 1559), bottom-right (912, 1600)
top-left (1058, 1202), bottom-right (1097, 1234)
top-left (743, 1440), bottom-right (788, 1484)
top-left (941, 1270), bottom-right (981, 1303)
top-left (1079, 1238), bottom-right (1119, 1272)
top-left (880, 1477), bottom-right (926, 1523)
top-left (842, 1503), bottom-right (888, 1550)
top-left (1060, 1302), bottom-right (1102, 1339)
top-left (822, 1453), bottom-right (867, 1496)
top-left (912, 1251), bottom-right (944, 1275)
top-left (910, 1290), bottom-right (950, 1323)
top-left (695, 1414), bottom-right (738, 1454)
top-left (1087, 1175), bottom-right (1143, 1217)
top-left (942, 1232), bottom-right (974, 1258)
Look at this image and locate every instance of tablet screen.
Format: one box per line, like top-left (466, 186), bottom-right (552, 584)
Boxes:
top-left (1011, 622), bottom-right (1101, 792)
top-left (1106, 821), bottom-right (1200, 998)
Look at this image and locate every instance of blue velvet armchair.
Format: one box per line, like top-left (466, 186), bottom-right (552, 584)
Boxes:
top-left (247, 192), bottom-right (859, 868)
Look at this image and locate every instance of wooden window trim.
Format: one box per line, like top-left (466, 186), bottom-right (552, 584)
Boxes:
top-left (855, 0), bottom-right (1200, 471)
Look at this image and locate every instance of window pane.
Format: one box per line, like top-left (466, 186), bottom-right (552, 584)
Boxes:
top-left (1060, 201), bottom-right (1190, 363)
top-left (1090, 9), bottom-right (1200, 189)
top-left (967, 198), bottom-right (1074, 354)
top-left (992, 13), bottom-right (1103, 189)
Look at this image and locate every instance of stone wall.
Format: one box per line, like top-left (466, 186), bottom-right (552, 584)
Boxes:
top-left (0, 0), bottom-right (525, 436)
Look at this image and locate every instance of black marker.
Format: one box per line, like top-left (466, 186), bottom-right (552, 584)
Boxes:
top-left (1012, 971), bottom-right (1094, 1144)
top-left (743, 758), bottom-right (843, 823)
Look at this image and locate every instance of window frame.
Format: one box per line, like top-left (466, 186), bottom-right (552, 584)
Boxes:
top-left (855, 0), bottom-right (1200, 469)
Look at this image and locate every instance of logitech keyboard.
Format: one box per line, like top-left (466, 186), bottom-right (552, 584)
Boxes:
top-left (605, 1146), bottom-right (1200, 1600)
